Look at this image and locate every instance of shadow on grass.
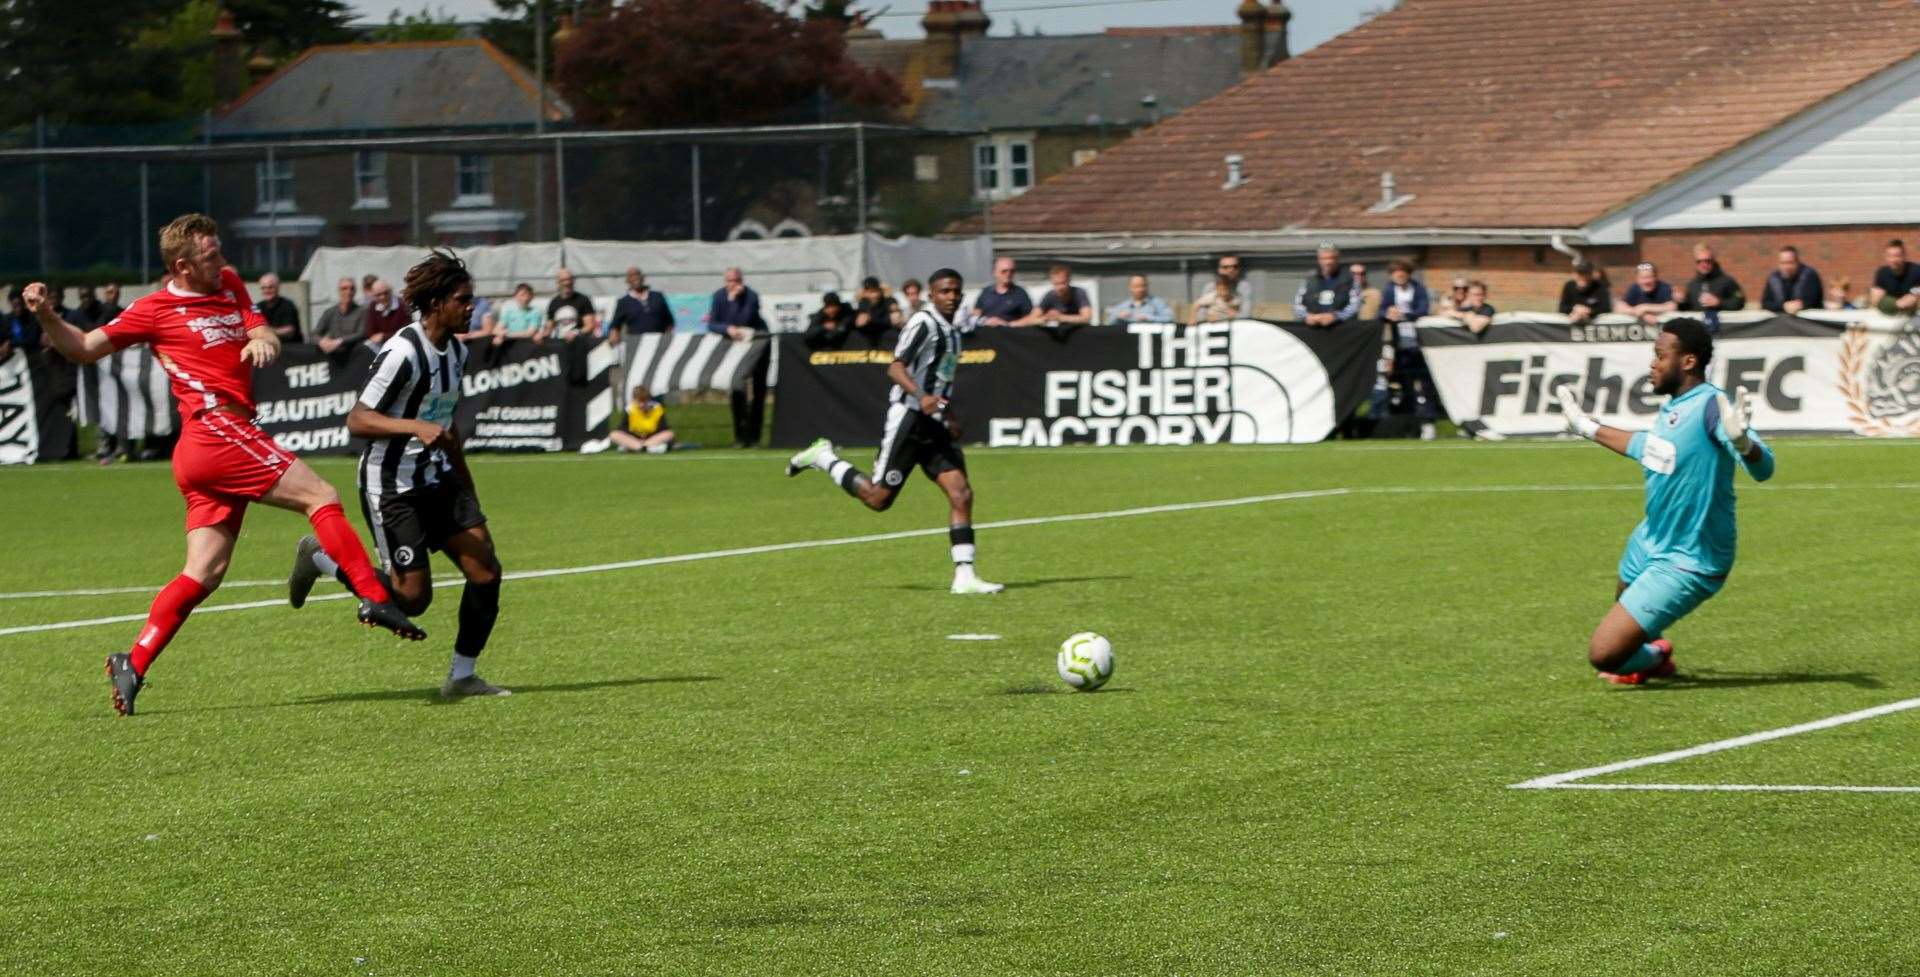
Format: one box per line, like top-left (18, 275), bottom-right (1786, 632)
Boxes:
top-left (994, 682), bottom-right (1135, 696)
top-left (283, 675), bottom-right (723, 708)
top-left (1636, 669), bottom-right (1884, 692)
top-left (892, 575), bottom-right (1133, 593)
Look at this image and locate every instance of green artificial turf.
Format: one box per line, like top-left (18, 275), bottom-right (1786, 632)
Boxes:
top-left (1, 438), bottom-right (1916, 976)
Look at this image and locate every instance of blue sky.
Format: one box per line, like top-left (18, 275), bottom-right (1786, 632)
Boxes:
top-left (346, 0), bottom-right (1385, 50)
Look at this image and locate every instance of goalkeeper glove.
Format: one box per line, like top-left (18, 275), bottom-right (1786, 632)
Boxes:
top-left (1556, 385), bottom-right (1600, 440)
top-left (1715, 386), bottom-right (1754, 453)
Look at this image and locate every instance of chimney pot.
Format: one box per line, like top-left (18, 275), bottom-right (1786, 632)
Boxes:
top-left (1222, 154), bottom-right (1247, 190)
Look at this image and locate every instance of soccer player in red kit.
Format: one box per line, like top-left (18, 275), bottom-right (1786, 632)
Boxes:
top-left (24, 213), bottom-right (425, 716)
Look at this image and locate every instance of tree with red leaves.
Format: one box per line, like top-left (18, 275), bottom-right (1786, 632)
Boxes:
top-left (553, 0), bottom-right (900, 129)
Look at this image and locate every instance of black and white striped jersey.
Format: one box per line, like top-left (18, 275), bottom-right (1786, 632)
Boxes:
top-left (357, 321), bottom-right (466, 498)
top-left (889, 305), bottom-right (962, 414)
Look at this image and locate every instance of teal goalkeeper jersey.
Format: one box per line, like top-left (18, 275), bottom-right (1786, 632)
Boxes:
top-left (1624, 382), bottom-right (1775, 577)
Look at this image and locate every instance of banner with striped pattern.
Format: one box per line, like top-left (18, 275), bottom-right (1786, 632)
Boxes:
top-left (618, 333), bottom-right (771, 399)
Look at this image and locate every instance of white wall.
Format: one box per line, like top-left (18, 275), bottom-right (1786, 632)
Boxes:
top-left (1632, 55), bottom-right (1920, 232)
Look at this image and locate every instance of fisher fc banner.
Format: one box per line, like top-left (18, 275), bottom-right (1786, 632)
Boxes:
top-left (770, 320), bottom-right (1378, 448)
top-left (1419, 313), bottom-right (1920, 437)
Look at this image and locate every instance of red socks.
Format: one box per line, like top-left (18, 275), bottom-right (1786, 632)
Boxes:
top-left (129, 574), bottom-right (211, 676)
top-left (309, 502), bottom-right (392, 604)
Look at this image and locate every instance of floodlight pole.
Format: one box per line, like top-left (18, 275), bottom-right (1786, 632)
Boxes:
top-left (266, 144), bottom-right (279, 275)
top-left (410, 155), bottom-right (421, 244)
top-left (35, 116), bottom-right (47, 275)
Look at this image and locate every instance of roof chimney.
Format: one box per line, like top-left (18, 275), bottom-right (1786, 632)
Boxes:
top-left (1236, 0), bottom-right (1267, 76)
top-left (211, 7), bottom-right (244, 105)
top-left (1222, 154), bottom-right (1247, 191)
top-left (1267, 1), bottom-right (1291, 63)
top-left (922, 0), bottom-right (990, 84)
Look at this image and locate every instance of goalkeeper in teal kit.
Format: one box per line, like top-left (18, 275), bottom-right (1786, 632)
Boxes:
top-left (1556, 318), bottom-right (1776, 685)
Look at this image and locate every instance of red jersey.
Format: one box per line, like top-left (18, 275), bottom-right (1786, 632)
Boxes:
top-left (103, 267), bottom-right (267, 423)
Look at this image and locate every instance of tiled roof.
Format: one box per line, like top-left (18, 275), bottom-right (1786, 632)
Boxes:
top-left (849, 31), bottom-right (1245, 131)
top-left (982, 0), bottom-right (1920, 235)
top-left (213, 40), bottom-right (569, 138)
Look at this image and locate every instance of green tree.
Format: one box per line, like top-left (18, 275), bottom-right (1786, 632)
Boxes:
top-left (370, 5), bottom-right (463, 42)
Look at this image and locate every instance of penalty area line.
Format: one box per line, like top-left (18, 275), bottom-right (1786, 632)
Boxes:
top-left (1511, 696), bottom-right (1920, 793)
top-left (0, 487), bottom-right (1349, 639)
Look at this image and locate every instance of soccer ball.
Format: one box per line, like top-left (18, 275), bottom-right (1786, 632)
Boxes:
top-left (1057, 632), bottom-right (1114, 691)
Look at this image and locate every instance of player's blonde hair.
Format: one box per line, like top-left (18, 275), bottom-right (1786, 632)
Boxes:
top-left (159, 213), bottom-right (220, 271)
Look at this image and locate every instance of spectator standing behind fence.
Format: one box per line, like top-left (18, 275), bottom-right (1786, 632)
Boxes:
top-left (97, 283), bottom-right (124, 324)
top-left (1678, 244), bottom-right (1745, 332)
top-left (1615, 262), bottom-right (1677, 326)
top-left (493, 283), bottom-right (545, 344)
top-left (803, 292), bottom-right (858, 350)
top-left (707, 266), bottom-right (769, 448)
top-left (853, 276), bottom-right (899, 345)
top-left (547, 268), bottom-right (599, 339)
top-left (1435, 276), bottom-right (1469, 316)
top-left (1036, 264), bottom-right (1093, 325)
top-left (1826, 277), bottom-right (1857, 311)
top-left (1761, 246), bottom-right (1823, 315)
top-left (1295, 244), bottom-right (1361, 328)
top-left (970, 257), bottom-right (1034, 326)
top-left (608, 267), bottom-right (673, 345)
top-left (1870, 239), bottom-right (1920, 315)
top-left (1107, 275), bottom-right (1174, 324)
top-left (254, 274), bottom-right (302, 343)
top-left (312, 277), bottom-right (366, 355)
top-left (1559, 259), bottom-right (1610, 324)
top-left (1446, 280), bottom-right (1496, 335)
top-left (1189, 275), bottom-right (1242, 325)
top-left (897, 279), bottom-right (926, 318)
top-left (1215, 254), bottom-right (1255, 312)
top-left (1373, 261), bottom-right (1438, 441)
top-left (363, 278), bottom-right (409, 350)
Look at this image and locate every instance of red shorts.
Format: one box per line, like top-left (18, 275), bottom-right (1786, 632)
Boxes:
top-left (172, 411), bottom-right (296, 532)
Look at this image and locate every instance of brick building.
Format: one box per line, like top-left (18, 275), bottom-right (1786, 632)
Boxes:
top-left (207, 39), bottom-right (569, 274)
top-left (831, 0), bottom-right (1286, 239)
top-left (977, 0), bottom-right (1920, 317)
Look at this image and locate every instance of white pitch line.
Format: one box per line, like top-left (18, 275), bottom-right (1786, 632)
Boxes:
top-left (0, 488), bottom-right (1349, 638)
top-left (0, 580), bottom-right (287, 600)
top-left (5, 481), bottom-right (1914, 604)
top-left (1524, 782), bottom-right (1920, 794)
top-left (1511, 697), bottom-right (1920, 790)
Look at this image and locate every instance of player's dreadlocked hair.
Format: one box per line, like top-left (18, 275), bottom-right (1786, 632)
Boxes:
top-left (1662, 317), bottom-right (1714, 374)
top-left (403, 248), bottom-right (472, 318)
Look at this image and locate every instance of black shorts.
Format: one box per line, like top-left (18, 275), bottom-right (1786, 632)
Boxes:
top-left (362, 479), bottom-right (487, 573)
top-left (875, 402), bottom-right (966, 490)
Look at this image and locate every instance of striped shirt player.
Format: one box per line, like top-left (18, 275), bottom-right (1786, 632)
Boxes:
top-left (1557, 317), bottom-right (1775, 685)
top-left (785, 267), bottom-right (1003, 594)
top-left (287, 249), bottom-right (508, 698)
top-left (24, 213), bottom-right (420, 717)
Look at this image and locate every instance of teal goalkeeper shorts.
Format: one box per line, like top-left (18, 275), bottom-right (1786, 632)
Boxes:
top-left (1618, 541), bottom-right (1725, 638)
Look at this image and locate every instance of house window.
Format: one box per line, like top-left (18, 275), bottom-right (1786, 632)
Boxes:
top-left (255, 158), bottom-right (295, 213)
top-left (914, 154), bottom-right (940, 182)
top-left (973, 134), bottom-right (1034, 200)
top-left (455, 154), bottom-right (493, 206)
top-left (354, 151), bottom-right (389, 209)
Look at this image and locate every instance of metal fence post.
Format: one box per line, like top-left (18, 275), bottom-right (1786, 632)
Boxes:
top-left (410, 155), bottom-right (421, 244)
top-left (690, 143), bottom-right (702, 241)
top-left (555, 137), bottom-right (567, 246)
top-left (855, 123), bottom-right (868, 236)
top-left (266, 145), bottom-right (279, 274)
top-left (139, 162), bottom-right (150, 280)
top-left (35, 116), bottom-right (48, 275)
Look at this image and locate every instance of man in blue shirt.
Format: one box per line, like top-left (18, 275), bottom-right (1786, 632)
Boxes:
top-left (707, 266), bottom-right (768, 447)
top-left (968, 257), bottom-right (1034, 326)
top-left (1556, 318), bottom-right (1776, 685)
